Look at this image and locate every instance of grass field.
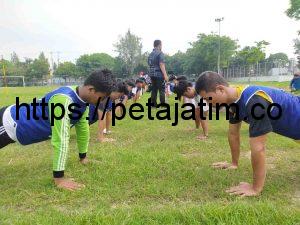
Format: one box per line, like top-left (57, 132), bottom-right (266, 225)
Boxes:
top-left (0, 83), bottom-right (299, 225)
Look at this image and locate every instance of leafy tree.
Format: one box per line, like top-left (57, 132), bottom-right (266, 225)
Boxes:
top-left (113, 56), bottom-right (128, 77)
top-left (184, 33), bottom-right (238, 74)
top-left (267, 52), bottom-right (289, 66)
top-left (27, 52), bottom-right (50, 79)
top-left (165, 51), bottom-right (186, 75)
top-left (76, 53), bottom-right (115, 77)
top-left (133, 52), bottom-right (149, 75)
top-left (11, 52), bottom-right (20, 65)
top-left (54, 62), bottom-right (79, 78)
top-left (294, 38), bottom-right (300, 68)
top-left (114, 29), bottom-right (143, 76)
top-left (286, 0), bottom-right (300, 20)
top-left (231, 41), bottom-right (269, 66)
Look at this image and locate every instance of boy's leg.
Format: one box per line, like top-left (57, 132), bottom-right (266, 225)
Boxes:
top-left (0, 107), bottom-right (16, 149)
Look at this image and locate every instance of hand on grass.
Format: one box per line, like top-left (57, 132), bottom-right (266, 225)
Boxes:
top-left (212, 161), bottom-right (238, 170)
top-left (226, 182), bottom-right (260, 197)
top-left (54, 178), bottom-right (85, 191)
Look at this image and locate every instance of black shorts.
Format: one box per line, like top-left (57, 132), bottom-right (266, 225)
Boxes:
top-left (0, 106), bottom-right (15, 149)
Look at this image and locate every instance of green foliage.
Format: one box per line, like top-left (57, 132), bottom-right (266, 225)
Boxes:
top-left (184, 33), bottom-right (238, 74)
top-left (54, 61), bottom-right (79, 78)
top-left (26, 52), bottom-right (50, 79)
top-left (286, 0), bottom-right (300, 20)
top-left (231, 41), bottom-right (269, 65)
top-left (114, 29), bottom-right (143, 76)
top-left (165, 51), bottom-right (186, 75)
top-left (294, 38), bottom-right (300, 68)
top-left (76, 53), bottom-right (115, 77)
top-left (133, 52), bottom-right (149, 75)
top-left (267, 52), bottom-right (289, 65)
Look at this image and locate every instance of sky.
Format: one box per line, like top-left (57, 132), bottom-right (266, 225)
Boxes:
top-left (0, 0), bottom-right (299, 64)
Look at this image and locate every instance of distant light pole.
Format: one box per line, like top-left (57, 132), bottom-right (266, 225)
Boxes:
top-left (215, 17), bottom-right (224, 74)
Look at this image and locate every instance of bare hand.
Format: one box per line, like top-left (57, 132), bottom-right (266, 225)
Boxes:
top-left (54, 178), bottom-right (85, 191)
top-left (80, 157), bottom-right (89, 165)
top-left (212, 161), bottom-right (238, 170)
top-left (226, 182), bottom-right (260, 197)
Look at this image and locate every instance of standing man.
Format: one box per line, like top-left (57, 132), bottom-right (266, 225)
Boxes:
top-left (148, 40), bottom-right (168, 107)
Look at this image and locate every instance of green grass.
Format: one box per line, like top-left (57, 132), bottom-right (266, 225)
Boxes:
top-left (0, 83), bottom-right (299, 225)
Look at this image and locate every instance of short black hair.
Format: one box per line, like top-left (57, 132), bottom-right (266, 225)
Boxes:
top-left (176, 75), bottom-right (187, 81)
top-left (173, 80), bottom-right (193, 99)
top-left (136, 78), bottom-right (145, 84)
top-left (126, 81), bottom-right (135, 88)
top-left (84, 69), bottom-right (115, 94)
top-left (195, 71), bottom-right (228, 93)
top-left (154, 40), bottom-right (162, 47)
top-left (113, 82), bottom-right (129, 96)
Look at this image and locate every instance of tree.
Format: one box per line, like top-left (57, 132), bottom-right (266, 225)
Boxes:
top-left (133, 52), bottom-right (149, 75)
top-left (165, 51), bottom-right (186, 75)
top-left (294, 38), bottom-right (300, 68)
top-left (267, 52), bottom-right (289, 66)
top-left (11, 52), bottom-right (20, 65)
top-left (286, 0), bottom-right (300, 20)
top-left (113, 56), bottom-right (128, 77)
top-left (27, 52), bottom-right (50, 79)
top-left (183, 33), bottom-right (238, 74)
top-left (76, 53), bottom-right (115, 77)
top-left (54, 62), bottom-right (79, 78)
top-left (114, 29), bottom-right (143, 76)
top-left (231, 41), bottom-right (269, 66)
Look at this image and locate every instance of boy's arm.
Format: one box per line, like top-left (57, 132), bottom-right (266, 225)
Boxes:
top-left (74, 107), bottom-right (89, 160)
top-left (49, 95), bottom-right (72, 178)
top-left (226, 95), bottom-right (272, 196)
top-left (250, 134), bottom-right (267, 193)
top-left (228, 122), bottom-right (242, 167)
top-left (49, 95), bottom-right (85, 190)
top-left (212, 122), bottom-right (241, 169)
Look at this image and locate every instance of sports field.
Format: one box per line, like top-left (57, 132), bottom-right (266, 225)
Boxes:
top-left (0, 83), bottom-right (299, 225)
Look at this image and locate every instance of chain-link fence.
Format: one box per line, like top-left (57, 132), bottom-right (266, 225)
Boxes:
top-left (221, 61), bottom-right (298, 82)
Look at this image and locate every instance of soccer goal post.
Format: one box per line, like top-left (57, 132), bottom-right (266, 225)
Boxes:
top-left (0, 76), bottom-right (25, 87)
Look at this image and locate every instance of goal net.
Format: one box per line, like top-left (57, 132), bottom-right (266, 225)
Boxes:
top-left (0, 76), bottom-right (25, 87)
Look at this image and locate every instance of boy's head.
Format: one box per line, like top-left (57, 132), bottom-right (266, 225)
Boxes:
top-left (173, 80), bottom-right (195, 99)
top-left (110, 82), bottom-right (129, 100)
top-left (195, 71), bottom-right (230, 106)
top-left (126, 81), bottom-right (135, 92)
top-left (169, 74), bottom-right (177, 82)
top-left (135, 78), bottom-right (145, 88)
top-left (83, 69), bottom-right (115, 104)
